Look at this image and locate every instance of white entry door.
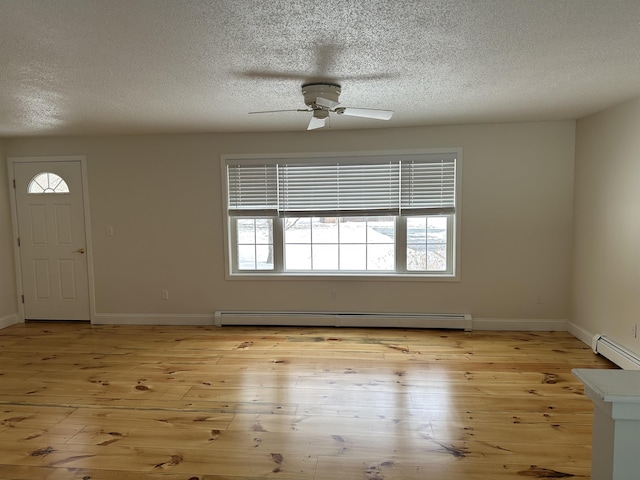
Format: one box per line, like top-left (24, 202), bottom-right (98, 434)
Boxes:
top-left (12, 160), bottom-right (91, 320)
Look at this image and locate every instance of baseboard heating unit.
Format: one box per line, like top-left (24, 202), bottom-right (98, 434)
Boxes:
top-left (592, 334), bottom-right (640, 370)
top-left (214, 311), bottom-right (472, 331)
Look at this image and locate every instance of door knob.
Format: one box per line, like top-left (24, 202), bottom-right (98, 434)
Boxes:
top-left (73, 248), bottom-right (86, 254)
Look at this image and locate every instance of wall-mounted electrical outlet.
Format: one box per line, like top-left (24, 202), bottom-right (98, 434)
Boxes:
top-left (535, 294), bottom-right (544, 305)
top-left (161, 289), bottom-right (169, 300)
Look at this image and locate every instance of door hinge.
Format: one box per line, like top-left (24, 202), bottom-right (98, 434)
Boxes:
top-left (21, 294), bottom-right (24, 304)
top-left (17, 237), bottom-right (20, 247)
top-left (13, 179), bottom-right (16, 189)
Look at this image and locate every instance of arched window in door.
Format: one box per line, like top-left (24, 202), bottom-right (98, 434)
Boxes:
top-left (27, 172), bottom-right (70, 194)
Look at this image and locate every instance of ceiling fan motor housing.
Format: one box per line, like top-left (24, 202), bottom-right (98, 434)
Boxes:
top-left (302, 83), bottom-right (341, 109)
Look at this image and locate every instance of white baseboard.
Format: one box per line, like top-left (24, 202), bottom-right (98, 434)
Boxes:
top-left (567, 321), bottom-right (594, 347)
top-left (473, 318), bottom-right (568, 331)
top-left (0, 313), bottom-right (22, 330)
top-left (92, 313), bottom-right (215, 326)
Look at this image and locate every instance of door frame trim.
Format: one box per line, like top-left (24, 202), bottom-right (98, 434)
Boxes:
top-left (7, 155), bottom-right (96, 323)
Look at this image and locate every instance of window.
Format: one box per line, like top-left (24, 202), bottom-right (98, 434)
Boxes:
top-left (223, 151), bottom-right (460, 277)
top-left (28, 172), bottom-right (69, 194)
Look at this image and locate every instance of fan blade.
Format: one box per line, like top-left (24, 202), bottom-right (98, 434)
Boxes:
top-left (307, 116), bottom-right (326, 130)
top-left (316, 96), bottom-right (340, 109)
top-left (337, 107), bottom-right (393, 120)
top-left (249, 109), bottom-right (310, 114)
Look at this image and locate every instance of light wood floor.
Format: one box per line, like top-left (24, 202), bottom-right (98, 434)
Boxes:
top-left (0, 323), bottom-right (616, 479)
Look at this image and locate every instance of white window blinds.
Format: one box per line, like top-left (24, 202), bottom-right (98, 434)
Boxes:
top-left (400, 155), bottom-right (456, 215)
top-left (279, 161), bottom-right (400, 217)
top-left (226, 163), bottom-right (278, 216)
top-left (226, 153), bottom-right (456, 217)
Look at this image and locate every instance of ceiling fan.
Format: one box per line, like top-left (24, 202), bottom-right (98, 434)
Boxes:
top-left (249, 83), bottom-right (394, 130)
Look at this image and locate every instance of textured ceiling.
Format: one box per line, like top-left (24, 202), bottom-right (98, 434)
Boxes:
top-left (1, 0), bottom-right (639, 136)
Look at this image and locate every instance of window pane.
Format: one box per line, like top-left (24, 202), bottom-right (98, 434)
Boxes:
top-left (284, 217), bottom-right (311, 243)
top-left (50, 175), bottom-right (63, 190)
top-left (256, 245), bottom-right (274, 269)
top-left (312, 244), bottom-right (339, 270)
top-left (255, 219), bottom-right (273, 244)
top-left (407, 217), bottom-right (427, 245)
top-left (407, 216), bottom-right (427, 271)
top-left (281, 215), bottom-right (396, 272)
top-left (339, 218), bottom-right (367, 243)
top-left (28, 172), bottom-right (70, 194)
top-left (428, 217), bottom-right (447, 244)
top-left (312, 217), bottom-right (339, 243)
top-left (237, 245), bottom-right (256, 270)
top-left (368, 244), bottom-right (394, 270)
top-left (368, 217), bottom-right (395, 244)
top-left (406, 216), bottom-right (449, 272)
top-left (30, 174), bottom-right (46, 193)
top-left (285, 244), bottom-right (311, 270)
top-left (427, 216), bottom-right (447, 231)
top-left (427, 244), bottom-right (447, 271)
top-left (237, 219), bottom-right (256, 244)
top-left (407, 245), bottom-right (427, 271)
top-left (235, 218), bottom-right (274, 270)
top-left (340, 244), bottom-right (367, 270)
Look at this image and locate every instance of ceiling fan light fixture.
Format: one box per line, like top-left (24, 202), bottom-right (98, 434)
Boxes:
top-left (312, 109), bottom-right (329, 119)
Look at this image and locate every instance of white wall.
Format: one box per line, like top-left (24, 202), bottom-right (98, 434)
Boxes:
top-left (572, 97), bottom-right (640, 355)
top-left (4, 121), bottom-right (575, 325)
top-left (0, 139), bottom-right (19, 327)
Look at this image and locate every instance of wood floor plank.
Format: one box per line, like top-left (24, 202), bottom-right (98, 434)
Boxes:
top-left (1, 442), bottom-right (318, 478)
top-left (61, 407), bottom-right (234, 428)
top-left (44, 469), bottom-right (275, 480)
top-left (0, 396), bottom-right (298, 415)
top-left (0, 422), bottom-right (83, 444)
top-left (314, 455), bottom-right (592, 480)
top-left (1, 405), bottom-right (76, 426)
top-left (0, 464), bottom-right (54, 480)
top-left (429, 419), bottom-right (593, 444)
top-left (409, 392), bottom-right (597, 413)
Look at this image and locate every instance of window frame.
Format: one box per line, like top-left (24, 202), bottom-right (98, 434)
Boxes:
top-left (27, 171), bottom-right (71, 195)
top-left (221, 149), bottom-right (462, 281)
